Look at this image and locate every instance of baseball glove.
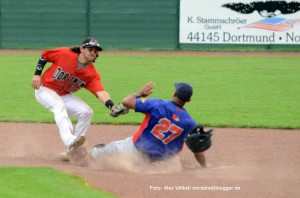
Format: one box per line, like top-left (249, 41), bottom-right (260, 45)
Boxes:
top-left (110, 104), bottom-right (129, 117)
top-left (184, 125), bottom-right (215, 153)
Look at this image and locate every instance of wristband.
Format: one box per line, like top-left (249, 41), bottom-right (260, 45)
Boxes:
top-left (105, 99), bottom-right (114, 109)
top-left (34, 57), bottom-right (47, 75)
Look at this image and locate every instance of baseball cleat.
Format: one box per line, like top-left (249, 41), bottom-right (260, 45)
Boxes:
top-left (88, 143), bottom-right (106, 162)
top-left (68, 135), bottom-right (86, 152)
top-left (94, 143), bottom-right (106, 149)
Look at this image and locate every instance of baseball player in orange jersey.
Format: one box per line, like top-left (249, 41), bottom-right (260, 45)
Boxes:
top-left (31, 37), bottom-right (128, 159)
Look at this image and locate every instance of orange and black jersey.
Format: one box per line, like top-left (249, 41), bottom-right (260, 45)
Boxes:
top-left (40, 47), bottom-right (104, 96)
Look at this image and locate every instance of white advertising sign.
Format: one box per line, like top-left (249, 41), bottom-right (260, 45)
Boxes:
top-left (180, 0), bottom-right (300, 44)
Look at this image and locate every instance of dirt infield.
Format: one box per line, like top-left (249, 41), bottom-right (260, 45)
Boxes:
top-left (0, 122), bottom-right (299, 198)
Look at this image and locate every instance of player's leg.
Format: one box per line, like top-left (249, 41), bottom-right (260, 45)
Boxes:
top-left (62, 94), bottom-right (93, 137)
top-left (35, 86), bottom-right (77, 148)
top-left (90, 137), bottom-right (140, 160)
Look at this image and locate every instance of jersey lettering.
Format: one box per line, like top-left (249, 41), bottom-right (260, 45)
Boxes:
top-left (52, 67), bottom-right (86, 87)
top-left (52, 67), bottom-right (70, 81)
top-left (68, 86), bottom-right (81, 93)
top-left (151, 118), bottom-right (184, 144)
top-left (69, 76), bottom-right (86, 87)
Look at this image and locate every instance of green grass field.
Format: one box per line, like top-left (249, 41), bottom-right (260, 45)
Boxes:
top-left (0, 54), bottom-right (299, 129)
top-left (0, 53), bottom-right (299, 197)
top-left (0, 167), bottom-right (116, 198)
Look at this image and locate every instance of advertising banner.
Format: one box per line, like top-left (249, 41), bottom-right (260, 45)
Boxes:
top-left (180, 0), bottom-right (300, 44)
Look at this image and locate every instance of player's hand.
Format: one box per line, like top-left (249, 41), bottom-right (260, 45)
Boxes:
top-left (31, 75), bottom-right (42, 89)
top-left (110, 104), bottom-right (129, 117)
top-left (138, 82), bottom-right (155, 97)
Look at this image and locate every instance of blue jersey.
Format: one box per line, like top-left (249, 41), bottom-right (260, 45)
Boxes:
top-left (133, 98), bottom-right (197, 161)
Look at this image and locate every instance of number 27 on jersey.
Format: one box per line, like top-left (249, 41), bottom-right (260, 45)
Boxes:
top-left (150, 118), bottom-right (184, 144)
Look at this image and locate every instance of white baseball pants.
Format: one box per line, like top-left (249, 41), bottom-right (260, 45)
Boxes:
top-left (90, 137), bottom-right (147, 162)
top-left (35, 86), bottom-right (93, 148)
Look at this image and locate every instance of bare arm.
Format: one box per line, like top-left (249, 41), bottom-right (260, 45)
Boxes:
top-left (122, 82), bottom-right (155, 109)
top-left (96, 90), bottom-right (112, 104)
top-left (194, 152), bottom-right (207, 168)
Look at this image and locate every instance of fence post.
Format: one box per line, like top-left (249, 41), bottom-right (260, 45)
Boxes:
top-left (0, 2), bottom-right (2, 49)
top-left (86, 0), bottom-right (90, 37)
top-left (176, 0), bottom-right (180, 50)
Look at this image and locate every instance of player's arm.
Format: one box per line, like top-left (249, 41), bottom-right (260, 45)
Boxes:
top-left (122, 82), bottom-right (155, 109)
top-left (96, 90), bottom-right (114, 109)
top-left (31, 56), bottom-right (47, 89)
top-left (185, 125), bottom-right (215, 168)
top-left (194, 152), bottom-right (207, 168)
top-left (96, 90), bottom-right (129, 117)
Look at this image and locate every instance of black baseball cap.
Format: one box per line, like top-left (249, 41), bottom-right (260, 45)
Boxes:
top-left (81, 37), bottom-right (102, 51)
top-left (175, 82), bottom-right (193, 101)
